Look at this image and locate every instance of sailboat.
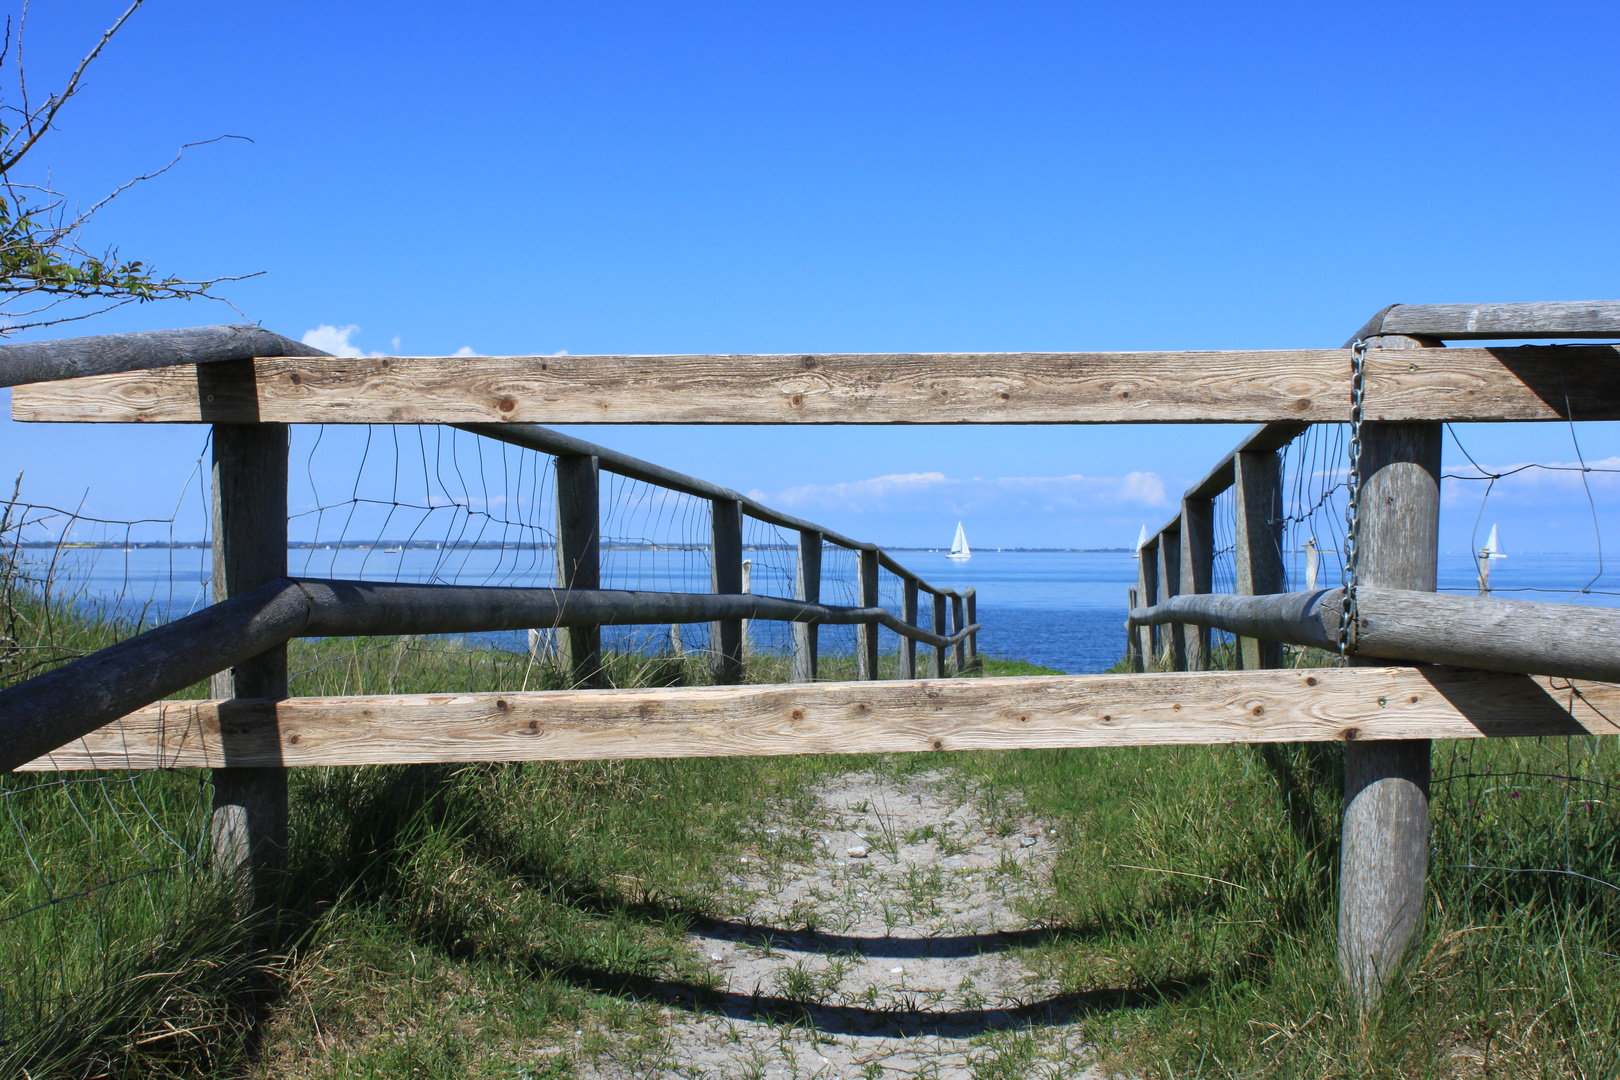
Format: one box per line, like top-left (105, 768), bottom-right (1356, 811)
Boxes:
top-left (947, 521), bottom-right (971, 560)
top-left (1135, 525), bottom-right (1148, 555)
top-left (1477, 524), bottom-right (1506, 595)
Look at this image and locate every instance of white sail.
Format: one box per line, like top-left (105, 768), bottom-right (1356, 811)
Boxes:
top-left (948, 521), bottom-right (971, 560)
top-left (1483, 524), bottom-right (1504, 558)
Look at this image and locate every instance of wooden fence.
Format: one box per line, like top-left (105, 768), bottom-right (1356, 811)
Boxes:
top-left (5, 298), bottom-right (1620, 1006)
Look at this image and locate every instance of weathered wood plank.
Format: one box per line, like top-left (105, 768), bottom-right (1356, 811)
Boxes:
top-left (20, 667), bottom-right (1618, 772)
top-left (16, 347), bottom-right (1620, 425)
top-left (1376, 301), bottom-right (1620, 341)
top-left (0, 324), bottom-right (325, 389)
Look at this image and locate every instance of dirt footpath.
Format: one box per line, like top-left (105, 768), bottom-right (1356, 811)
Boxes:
top-left (569, 769), bottom-right (1109, 1079)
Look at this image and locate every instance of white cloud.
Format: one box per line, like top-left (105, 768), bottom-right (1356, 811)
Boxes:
top-left (302, 324), bottom-right (392, 358)
top-left (452, 346), bottom-right (478, 357)
top-left (302, 324), bottom-right (364, 357)
top-left (768, 470), bottom-right (1171, 515)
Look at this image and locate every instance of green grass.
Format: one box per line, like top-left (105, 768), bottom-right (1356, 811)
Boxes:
top-left (5, 550), bottom-right (1618, 1077)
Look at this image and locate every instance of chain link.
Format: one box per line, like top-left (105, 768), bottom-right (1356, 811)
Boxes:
top-left (1339, 339), bottom-right (1366, 659)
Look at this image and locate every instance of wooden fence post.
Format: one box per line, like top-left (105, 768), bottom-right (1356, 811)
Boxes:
top-left (931, 590), bottom-right (948, 677)
top-left (792, 530), bottom-right (821, 683)
top-left (1126, 587), bottom-right (1142, 670)
top-left (555, 454), bottom-right (601, 687)
top-left (856, 548), bottom-right (880, 680)
top-left (1156, 528), bottom-right (1184, 670)
top-left (898, 578), bottom-right (919, 679)
top-left (965, 587), bottom-right (977, 669)
top-left (741, 558), bottom-right (752, 657)
top-left (710, 499), bottom-right (745, 684)
top-left (209, 422), bottom-right (289, 918)
top-left (951, 593), bottom-right (967, 672)
top-left (1234, 448), bottom-right (1286, 669)
top-left (1181, 498), bottom-right (1213, 670)
top-left (1136, 538), bottom-right (1158, 669)
top-left (1338, 336), bottom-right (1443, 1009)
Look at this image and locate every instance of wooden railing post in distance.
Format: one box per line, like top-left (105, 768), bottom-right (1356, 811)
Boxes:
top-left (931, 591), bottom-right (948, 677)
top-left (1234, 448), bottom-right (1286, 668)
top-left (857, 548), bottom-right (880, 680)
top-left (209, 422), bottom-right (289, 918)
top-left (898, 578), bottom-right (919, 679)
top-left (1181, 499), bottom-right (1214, 669)
top-left (1338, 333), bottom-right (1443, 1010)
top-left (1156, 528), bottom-right (1184, 670)
top-left (710, 499), bottom-right (745, 684)
top-left (1136, 538), bottom-right (1158, 669)
top-left (792, 530), bottom-right (821, 682)
top-left (951, 593), bottom-right (967, 673)
top-left (965, 587), bottom-right (977, 670)
top-left (1126, 587), bottom-right (1142, 670)
top-left (555, 454), bottom-right (602, 687)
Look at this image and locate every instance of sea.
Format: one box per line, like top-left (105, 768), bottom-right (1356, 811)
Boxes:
top-left (30, 547), bottom-right (1620, 675)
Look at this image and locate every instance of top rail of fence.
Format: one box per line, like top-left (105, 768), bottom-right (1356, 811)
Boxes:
top-left (11, 309), bottom-right (1620, 426)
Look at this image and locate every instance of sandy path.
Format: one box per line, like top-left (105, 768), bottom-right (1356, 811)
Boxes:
top-left (568, 769), bottom-right (1108, 1079)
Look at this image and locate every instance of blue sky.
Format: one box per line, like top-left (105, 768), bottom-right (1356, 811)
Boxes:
top-left (2, 1), bottom-right (1618, 552)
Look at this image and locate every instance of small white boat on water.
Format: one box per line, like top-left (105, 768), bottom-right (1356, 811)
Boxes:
top-left (1477, 524), bottom-right (1506, 595)
top-left (947, 522), bottom-right (971, 560)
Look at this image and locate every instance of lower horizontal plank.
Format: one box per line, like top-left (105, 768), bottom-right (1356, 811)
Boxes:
top-left (17, 667), bottom-right (1619, 771)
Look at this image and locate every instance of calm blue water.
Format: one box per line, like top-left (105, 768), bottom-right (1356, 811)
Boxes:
top-left (37, 547), bottom-right (1620, 674)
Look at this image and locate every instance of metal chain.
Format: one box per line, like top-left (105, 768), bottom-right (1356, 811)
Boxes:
top-left (1339, 339), bottom-right (1366, 659)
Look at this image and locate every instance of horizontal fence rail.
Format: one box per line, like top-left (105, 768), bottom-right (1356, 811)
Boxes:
top-left (13, 345), bottom-right (1620, 425)
top-left (1129, 586), bottom-right (1620, 684)
top-left (18, 666), bottom-right (1619, 772)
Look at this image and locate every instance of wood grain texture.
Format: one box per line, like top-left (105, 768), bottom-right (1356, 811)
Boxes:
top-left (20, 667), bottom-right (1617, 772)
top-left (17, 347), bottom-right (1620, 425)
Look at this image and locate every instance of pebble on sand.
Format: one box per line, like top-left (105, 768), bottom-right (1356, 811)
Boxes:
top-left (847, 844), bottom-right (871, 858)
